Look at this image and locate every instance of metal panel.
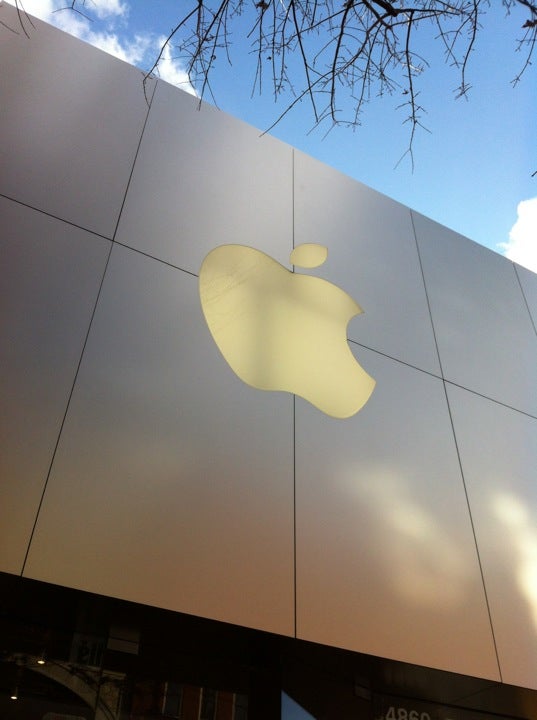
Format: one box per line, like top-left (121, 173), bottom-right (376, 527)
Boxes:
top-left (446, 383), bottom-right (537, 690)
top-left (115, 80), bottom-right (293, 273)
top-left (295, 346), bottom-right (499, 680)
top-left (293, 151), bottom-right (440, 376)
top-left (23, 243), bottom-right (295, 636)
top-left (515, 263), bottom-right (537, 332)
top-left (0, 3), bottom-right (154, 238)
top-left (0, 196), bottom-right (111, 574)
top-left (413, 211), bottom-right (537, 416)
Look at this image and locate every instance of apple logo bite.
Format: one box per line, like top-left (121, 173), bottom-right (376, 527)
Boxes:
top-left (199, 243), bottom-right (375, 418)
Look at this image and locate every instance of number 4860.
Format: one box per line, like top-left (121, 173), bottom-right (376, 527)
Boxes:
top-left (385, 707), bottom-right (431, 720)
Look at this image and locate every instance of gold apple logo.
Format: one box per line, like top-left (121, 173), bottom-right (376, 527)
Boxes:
top-left (199, 243), bottom-right (375, 418)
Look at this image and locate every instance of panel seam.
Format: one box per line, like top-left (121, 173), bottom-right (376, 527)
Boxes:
top-left (114, 240), bottom-right (200, 277)
top-left (348, 338), bottom-right (537, 420)
top-left (111, 76), bottom-right (159, 242)
top-left (513, 262), bottom-right (537, 337)
top-left (441, 381), bottom-right (503, 682)
top-left (0, 193), bottom-right (113, 241)
top-left (409, 209), bottom-right (444, 378)
top-left (20, 241), bottom-right (114, 576)
top-left (410, 210), bottom-right (503, 681)
top-left (20, 77), bottom-right (159, 576)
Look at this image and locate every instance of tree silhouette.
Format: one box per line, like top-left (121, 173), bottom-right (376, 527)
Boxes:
top-left (14, 0), bottom-right (537, 166)
top-left (145, 0), bottom-right (536, 165)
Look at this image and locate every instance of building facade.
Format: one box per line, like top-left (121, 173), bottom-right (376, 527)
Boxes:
top-left (1, 4), bottom-right (537, 718)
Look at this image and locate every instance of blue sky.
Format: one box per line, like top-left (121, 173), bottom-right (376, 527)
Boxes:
top-left (14, 0), bottom-right (536, 272)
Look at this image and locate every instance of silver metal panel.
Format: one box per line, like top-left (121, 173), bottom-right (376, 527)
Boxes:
top-left (293, 151), bottom-right (440, 376)
top-left (115, 80), bottom-right (293, 273)
top-left (413, 212), bottom-right (537, 416)
top-left (0, 196), bottom-right (111, 574)
top-left (446, 383), bottom-right (537, 690)
top-left (0, 4), bottom-right (154, 238)
top-left (515, 263), bottom-right (537, 331)
top-left (295, 346), bottom-right (499, 680)
top-left (23, 243), bottom-right (294, 636)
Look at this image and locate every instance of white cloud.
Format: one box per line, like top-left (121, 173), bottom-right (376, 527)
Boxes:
top-left (11, 0), bottom-right (126, 21)
top-left (6, 0), bottom-right (195, 93)
top-left (6, 0), bottom-right (108, 38)
top-left (88, 31), bottom-right (150, 65)
top-left (48, 5), bottom-right (92, 38)
top-left (154, 37), bottom-right (197, 96)
top-left (5, 0), bottom-right (54, 23)
top-left (499, 197), bottom-right (537, 274)
top-left (91, 0), bottom-right (128, 19)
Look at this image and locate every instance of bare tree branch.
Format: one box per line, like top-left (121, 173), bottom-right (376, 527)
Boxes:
top-left (13, 0), bottom-right (537, 167)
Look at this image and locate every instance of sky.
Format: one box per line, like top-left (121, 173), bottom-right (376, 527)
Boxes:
top-left (9, 0), bottom-right (536, 273)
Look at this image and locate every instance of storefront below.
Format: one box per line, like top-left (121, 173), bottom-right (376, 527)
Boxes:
top-left (1, 572), bottom-right (536, 720)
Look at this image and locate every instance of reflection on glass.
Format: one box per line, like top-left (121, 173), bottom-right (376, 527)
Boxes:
top-left (2, 572), bottom-right (533, 719)
top-left (281, 692), bottom-right (316, 720)
top-left (0, 653), bottom-right (247, 719)
top-left (0, 575), bottom-right (249, 720)
top-left (493, 492), bottom-right (537, 632)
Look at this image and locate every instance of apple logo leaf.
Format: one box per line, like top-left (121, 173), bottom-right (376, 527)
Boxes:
top-left (199, 244), bottom-right (375, 418)
top-left (290, 243), bottom-right (328, 268)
